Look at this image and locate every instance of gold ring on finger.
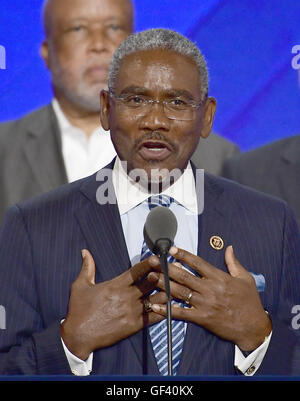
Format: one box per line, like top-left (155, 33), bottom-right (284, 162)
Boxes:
top-left (143, 298), bottom-right (152, 313)
top-left (185, 292), bottom-right (193, 305)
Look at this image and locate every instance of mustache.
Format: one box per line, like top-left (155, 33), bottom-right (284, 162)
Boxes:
top-left (134, 131), bottom-right (176, 151)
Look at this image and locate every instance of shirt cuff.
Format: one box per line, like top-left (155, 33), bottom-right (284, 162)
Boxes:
top-left (234, 331), bottom-right (272, 375)
top-left (61, 337), bottom-right (93, 376)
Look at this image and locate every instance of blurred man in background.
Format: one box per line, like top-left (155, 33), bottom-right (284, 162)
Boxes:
top-left (222, 57), bottom-right (300, 228)
top-left (0, 0), bottom-right (239, 225)
top-left (0, 0), bottom-right (134, 223)
top-left (223, 134), bottom-right (300, 228)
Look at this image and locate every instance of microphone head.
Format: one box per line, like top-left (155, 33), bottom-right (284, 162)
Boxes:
top-left (143, 206), bottom-right (178, 255)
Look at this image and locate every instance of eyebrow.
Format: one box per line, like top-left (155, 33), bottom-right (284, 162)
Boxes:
top-left (165, 89), bottom-right (196, 101)
top-left (68, 16), bottom-right (124, 22)
top-left (64, 16), bottom-right (125, 27)
top-left (119, 86), bottom-right (149, 95)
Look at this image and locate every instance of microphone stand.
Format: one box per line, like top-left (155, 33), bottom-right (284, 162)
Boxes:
top-left (157, 240), bottom-right (173, 376)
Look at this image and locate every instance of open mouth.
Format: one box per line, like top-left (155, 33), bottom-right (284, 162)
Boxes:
top-left (138, 141), bottom-right (172, 161)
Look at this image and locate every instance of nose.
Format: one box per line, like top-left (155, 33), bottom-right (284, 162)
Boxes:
top-left (139, 101), bottom-right (171, 132)
top-left (88, 27), bottom-right (109, 53)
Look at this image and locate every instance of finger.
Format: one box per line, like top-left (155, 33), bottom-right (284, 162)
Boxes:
top-left (150, 291), bottom-right (167, 305)
top-left (78, 249), bottom-right (96, 285)
top-left (140, 292), bottom-right (167, 316)
top-left (154, 272), bottom-right (199, 305)
top-left (123, 255), bottom-right (161, 286)
top-left (225, 246), bottom-right (249, 279)
top-left (140, 297), bottom-right (166, 326)
top-left (167, 263), bottom-right (204, 293)
top-left (143, 310), bottom-right (165, 326)
top-left (134, 273), bottom-right (160, 296)
top-left (151, 303), bottom-right (191, 321)
top-left (169, 246), bottom-right (227, 279)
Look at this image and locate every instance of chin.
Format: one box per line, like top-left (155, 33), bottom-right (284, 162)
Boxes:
top-left (139, 164), bottom-right (182, 193)
top-left (73, 94), bottom-right (101, 112)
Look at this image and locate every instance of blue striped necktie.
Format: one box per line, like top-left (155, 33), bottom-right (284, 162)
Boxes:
top-left (140, 194), bottom-right (185, 376)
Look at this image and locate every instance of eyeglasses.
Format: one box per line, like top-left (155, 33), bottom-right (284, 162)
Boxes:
top-left (108, 91), bottom-right (204, 121)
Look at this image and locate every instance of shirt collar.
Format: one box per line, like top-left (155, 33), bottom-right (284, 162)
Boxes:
top-left (52, 98), bottom-right (106, 138)
top-left (112, 157), bottom-right (198, 215)
top-left (52, 98), bottom-right (73, 132)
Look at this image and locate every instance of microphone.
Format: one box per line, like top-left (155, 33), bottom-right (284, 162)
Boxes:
top-left (143, 206), bottom-right (178, 255)
top-left (143, 206), bottom-right (178, 376)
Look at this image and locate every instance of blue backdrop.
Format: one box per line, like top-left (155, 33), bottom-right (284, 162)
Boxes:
top-left (1, 0), bottom-right (300, 150)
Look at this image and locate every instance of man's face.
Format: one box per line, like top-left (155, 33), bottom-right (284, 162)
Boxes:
top-left (41, 0), bottom-right (133, 112)
top-left (101, 49), bottom-right (216, 182)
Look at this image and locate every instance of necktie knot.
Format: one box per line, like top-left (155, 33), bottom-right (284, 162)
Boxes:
top-left (147, 194), bottom-right (174, 210)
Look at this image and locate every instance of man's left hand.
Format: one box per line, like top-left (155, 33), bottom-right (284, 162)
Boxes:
top-left (148, 245), bottom-right (272, 352)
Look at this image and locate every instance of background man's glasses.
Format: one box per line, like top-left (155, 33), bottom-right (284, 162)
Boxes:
top-left (108, 91), bottom-right (204, 121)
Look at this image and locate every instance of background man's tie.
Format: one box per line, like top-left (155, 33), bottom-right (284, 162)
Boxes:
top-left (140, 194), bottom-right (185, 375)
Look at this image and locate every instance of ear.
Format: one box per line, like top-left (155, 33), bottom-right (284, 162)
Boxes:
top-left (100, 90), bottom-right (111, 131)
top-left (40, 40), bottom-right (50, 68)
top-left (200, 97), bottom-right (217, 139)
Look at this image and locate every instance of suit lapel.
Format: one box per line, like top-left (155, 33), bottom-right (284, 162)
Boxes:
top-left (23, 105), bottom-right (68, 192)
top-left (75, 170), bottom-right (154, 371)
top-left (75, 173), bottom-right (131, 281)
top-left (197, 173), bottom-right (234, 272)
top-left (179, 172), bottom-right (235, 375)
top-left (278, 136), bottom-right (300, 215)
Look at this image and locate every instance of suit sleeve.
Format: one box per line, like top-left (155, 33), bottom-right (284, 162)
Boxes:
top-left (256, 204), bottom-right (300, 375)
top-left (0, 206), bottom-right (71, 375)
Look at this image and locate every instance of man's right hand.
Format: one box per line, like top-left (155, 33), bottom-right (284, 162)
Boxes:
top-left (61, 249), bottom-right (164, 361)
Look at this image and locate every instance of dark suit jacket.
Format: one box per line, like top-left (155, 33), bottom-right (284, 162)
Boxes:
top-left (0, 163), bottom-right (299, 375)
top-left (0, 105), bottom-right (239, 225)
top-left (222, 135), bottom-right (300, 228)
top-left (0, 105), bottom-right (67, 225)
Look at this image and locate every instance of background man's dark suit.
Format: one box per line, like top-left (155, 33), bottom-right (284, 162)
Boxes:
top-left (0, 105), bottom-right (239, 225)
top-left (0, 163), bottom-right (298, 375)
top-left (222, 135), bottom-right (300, 227)
top-left (0, 105), bottom-right (68, 225)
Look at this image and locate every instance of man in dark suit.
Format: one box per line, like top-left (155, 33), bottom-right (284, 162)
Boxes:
top-left (0, 29), bottom-right (298, 376)
top-left (222, 135), bottom-right (300, 228)
top-left (0, 0), bottom-right (239, 226)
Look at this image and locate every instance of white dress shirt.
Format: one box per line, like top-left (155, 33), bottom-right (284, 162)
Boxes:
top-left (62, 157), bottom-right (271, 376)
top-left (52, 98), bottom-right (116, 182)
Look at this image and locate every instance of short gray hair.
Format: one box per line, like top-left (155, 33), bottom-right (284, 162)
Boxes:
top-left (108, 28), bottom-right (209, 101)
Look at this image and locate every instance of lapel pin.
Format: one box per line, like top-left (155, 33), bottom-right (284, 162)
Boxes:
top-left (210, 235), bottom-right (224, 250)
